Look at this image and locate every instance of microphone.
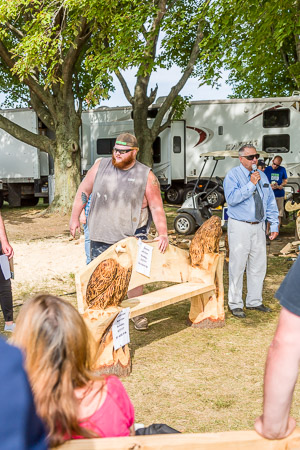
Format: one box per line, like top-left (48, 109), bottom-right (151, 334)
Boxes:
top-left (252, 163), bottom-right (262, 188)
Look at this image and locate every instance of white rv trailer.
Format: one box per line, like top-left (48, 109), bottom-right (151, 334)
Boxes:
top-left (0, 95), bottom-right (299, 207)
top-left (81, 95), bottom-right (300, 204)
top-left (0, 108), bottom-right (50, 207)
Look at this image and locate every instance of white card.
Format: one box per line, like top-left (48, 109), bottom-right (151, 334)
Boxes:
top-left (112, 307), bottom-right (130, 351)
top-left (136, 239), bottom-right (153, 277)
top-left (0, 255), bottom-right (11, 280)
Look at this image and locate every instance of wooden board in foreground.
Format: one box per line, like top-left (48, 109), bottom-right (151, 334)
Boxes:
top-left (56, 428), bottom-right (300, 449)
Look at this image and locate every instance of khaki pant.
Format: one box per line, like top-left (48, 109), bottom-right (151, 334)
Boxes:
top-left (228, 218), bottom-right (266, 310)
top-left (276, 197), bottom-right (284, 218)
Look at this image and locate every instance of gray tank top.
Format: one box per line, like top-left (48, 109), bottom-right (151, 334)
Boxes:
top-left (89, 158), bottom-right (151, 244)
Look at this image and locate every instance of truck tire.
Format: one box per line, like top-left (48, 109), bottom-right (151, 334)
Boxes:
top-left (206, 191), bottom-right (224, 208)
top-left (174, 213), bottom-right (196, 235)
top-left (21, 197), bottom-right (39, 207)
top-left (165, 186), bottom-right (184, 205)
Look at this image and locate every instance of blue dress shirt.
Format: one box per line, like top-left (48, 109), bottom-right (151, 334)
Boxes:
top-left (223, 164), bottom-right (279, 233)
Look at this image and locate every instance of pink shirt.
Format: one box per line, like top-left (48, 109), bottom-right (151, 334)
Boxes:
top-left (74, 375), bottom-right (134, 439)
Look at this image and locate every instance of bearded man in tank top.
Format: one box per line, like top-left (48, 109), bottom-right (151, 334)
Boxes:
top-left (70, 133), bottom-right (169, 331)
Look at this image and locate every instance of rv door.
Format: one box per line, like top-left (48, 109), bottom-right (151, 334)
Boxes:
top-left (170, 120), bottom-right (186, 182)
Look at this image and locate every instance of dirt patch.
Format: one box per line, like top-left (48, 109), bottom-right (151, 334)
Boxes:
top-left (1, 206), bottom-right (70, 241)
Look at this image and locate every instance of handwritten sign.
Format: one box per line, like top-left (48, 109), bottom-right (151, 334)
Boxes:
top-left (112, 308), bottom-right (130, 351)
top-left (136, 240), bottom-right (153, 277)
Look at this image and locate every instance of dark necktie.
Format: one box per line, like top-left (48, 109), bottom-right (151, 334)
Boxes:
top-left (253, 186), bottom-right (264, 221)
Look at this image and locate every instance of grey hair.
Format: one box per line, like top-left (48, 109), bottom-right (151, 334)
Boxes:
top-left (238, 144), bottom-right (256, 156)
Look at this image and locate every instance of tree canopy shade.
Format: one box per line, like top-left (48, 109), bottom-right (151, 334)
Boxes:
top-left (0, 0), bottom-right (136, 210)
top-left (216, 0), bottom-right (300, 98)
top-left (87, 0), bottom-right (222, 167)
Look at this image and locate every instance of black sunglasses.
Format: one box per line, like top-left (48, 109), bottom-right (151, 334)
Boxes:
top-left (113, 147), bottom-right (134, 155)
top-left (241, 154), bottom-right (260, 161)
top-left (272, 162), bottom-right (280, 167)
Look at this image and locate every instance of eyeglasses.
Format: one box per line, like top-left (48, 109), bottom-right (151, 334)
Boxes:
top-left (272, 162), bottom-right (280, 167)
top-left (241, 154), bottom-right (260, 161)
top-left (113, 147), bottom-right (136, 155)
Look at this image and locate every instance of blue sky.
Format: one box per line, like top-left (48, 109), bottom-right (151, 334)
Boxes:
top-left (0, 68), bottom-right (233, 109)
top-left (103, 68), bottom-right (233, 107)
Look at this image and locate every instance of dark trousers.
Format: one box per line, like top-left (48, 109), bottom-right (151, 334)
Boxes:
top-left (0, 268), bottom-right (13, 322)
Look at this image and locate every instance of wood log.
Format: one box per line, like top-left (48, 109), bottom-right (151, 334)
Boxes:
top-left (280, 243), bottom-right (293, 255)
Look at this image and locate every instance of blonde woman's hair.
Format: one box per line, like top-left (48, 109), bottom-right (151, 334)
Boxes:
top-left (12, 294), bottom-right (103, 447)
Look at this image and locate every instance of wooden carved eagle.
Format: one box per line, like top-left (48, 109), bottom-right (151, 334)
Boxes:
top-left (189, 216), bottom-right (222, 267)
top-left (86, 258), bottom-right (132, 309)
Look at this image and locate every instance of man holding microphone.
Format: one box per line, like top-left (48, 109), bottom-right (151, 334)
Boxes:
top-left (223, 145), bottom-right (279, 318)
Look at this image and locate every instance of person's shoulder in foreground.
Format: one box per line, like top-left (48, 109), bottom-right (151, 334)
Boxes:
top-left (0, 338), bottom-right (47, 450)
top-left (276, 255), bottom-right (300, 316)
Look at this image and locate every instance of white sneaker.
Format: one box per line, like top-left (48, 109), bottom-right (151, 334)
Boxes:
top-left (4, 323), bottom-right (16, 332)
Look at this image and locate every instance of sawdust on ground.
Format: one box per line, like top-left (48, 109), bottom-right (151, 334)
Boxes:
top-left (1, 208), bottom-right (86, 285)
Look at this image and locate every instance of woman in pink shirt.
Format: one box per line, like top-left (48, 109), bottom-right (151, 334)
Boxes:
top-left (12, 294), bottom-right (134, 447)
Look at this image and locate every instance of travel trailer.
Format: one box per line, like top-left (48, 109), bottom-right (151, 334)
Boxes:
top-left (1, 95), bottom-right (299, 207)
top-left (81, 95), bottom-right (300, 204)
top-left (0, 108), bottom-right (50, 207)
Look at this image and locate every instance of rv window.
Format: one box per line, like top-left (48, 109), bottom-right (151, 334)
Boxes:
top-left (97, 138), bottom-right (115, 155)
top-left (262, 134), bottom-right (290, 153)
top-left (153, 137), bottom-right (161, 163)
top-left (263, 109), bottom-right (290, 128)
top-left (173, 136), bottom-right (181, 153)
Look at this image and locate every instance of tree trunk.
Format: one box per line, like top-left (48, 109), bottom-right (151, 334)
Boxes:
top-left (49, 107), bottom-right (81, 212)
top-left (134, 123), bottom-right (154, 168)
top-left (132, 77), bottom-right (154, 168)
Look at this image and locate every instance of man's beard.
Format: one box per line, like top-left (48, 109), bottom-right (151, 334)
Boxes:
top-left (112, 152), bottom-right (135, 169)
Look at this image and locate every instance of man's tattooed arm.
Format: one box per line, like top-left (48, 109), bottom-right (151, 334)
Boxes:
top-left (151, 176), bottom-right (160, 187)
top-left (81, 192), bottom-right (88, 205)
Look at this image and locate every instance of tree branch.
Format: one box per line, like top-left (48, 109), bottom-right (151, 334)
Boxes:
top-left (149, 84), bottom-right (158, 105)
top-left (152, 19), bottom-right (204, 135)
top-left (0, 39), bottom-right (55, 114)
top-left (157, 104), bottom-right (176, 134)
top-left (62, 17), bottom-right (92, 89)
top-left (30, 92), bottom-right (55, 132)
top-left (0, 113), bottom-right (55, 156)
top-left (4, 22), bottom-right (24, 39)
top-left (144, 0), bottom-right (167, 66)
top-left (115, 69), bottom-right (134, 104)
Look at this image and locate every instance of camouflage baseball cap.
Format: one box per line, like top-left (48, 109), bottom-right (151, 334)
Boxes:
top-left (115, 133), bottom-right (138, 150)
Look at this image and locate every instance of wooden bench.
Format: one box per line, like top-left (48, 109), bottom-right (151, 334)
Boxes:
top-left (76, 218), bottom-right (224, 376)
top-left (56, 428), bottom-right (300, 449)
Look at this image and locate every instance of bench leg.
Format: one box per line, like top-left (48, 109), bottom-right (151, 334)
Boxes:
top-left (95, 324), bottom-right (131, 377)
top-left (188, 290), bottom-right (225, 328)
top-left (83, 309), bottom-right (132, 377)
top-left (188, 255), bottom-right (225, 328)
